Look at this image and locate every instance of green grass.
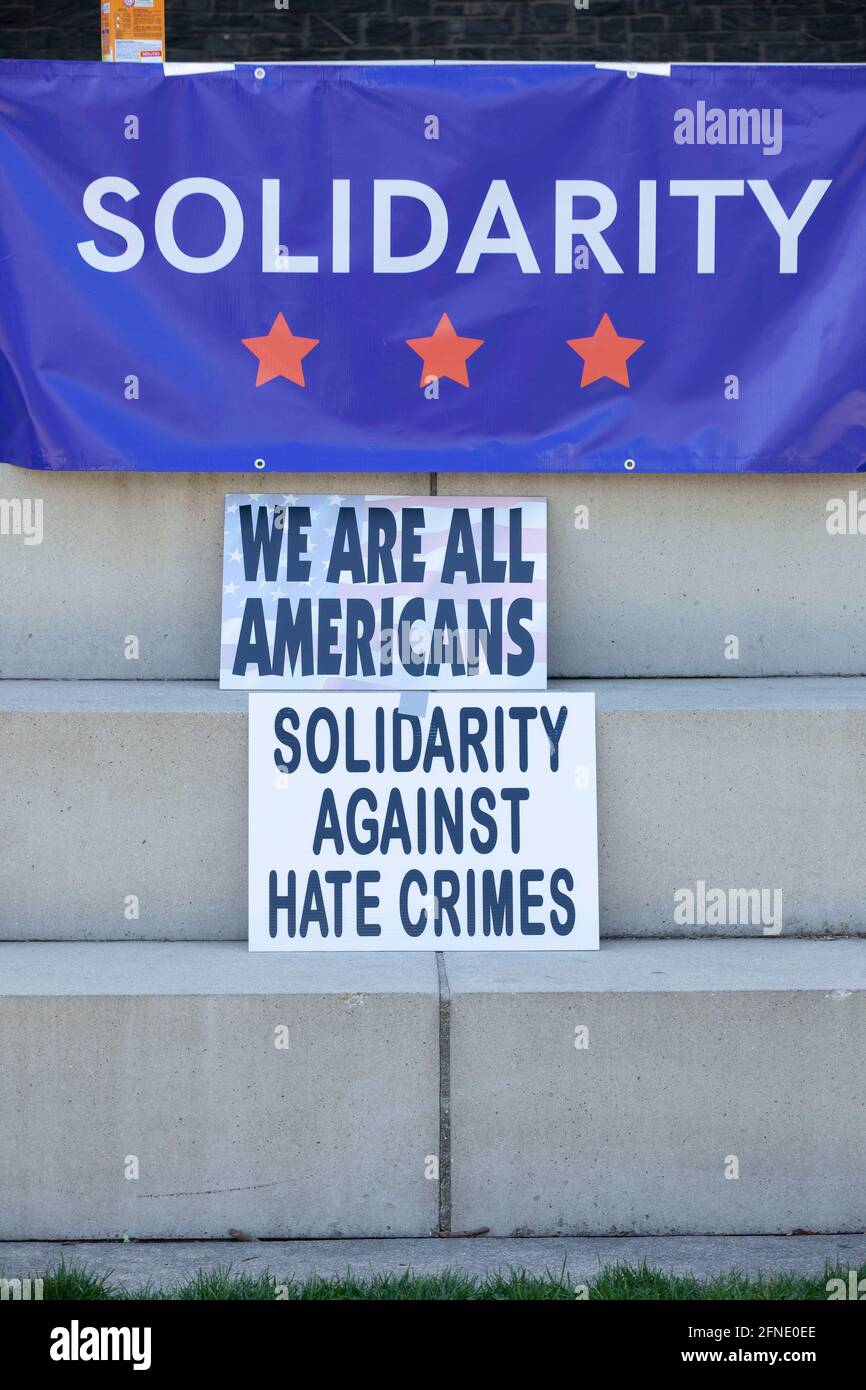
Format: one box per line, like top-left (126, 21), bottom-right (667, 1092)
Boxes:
top-left (27, 1259), bottom-right (865, 1301)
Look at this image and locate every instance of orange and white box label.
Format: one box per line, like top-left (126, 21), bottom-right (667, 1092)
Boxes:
top-left (102, 0), bottom-right (166, 63)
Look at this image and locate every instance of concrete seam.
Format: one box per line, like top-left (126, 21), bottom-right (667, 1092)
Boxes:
top-left (435, 950), bottom-right (451, 1235)
top-left (430, 472), bottom-right (438, 496)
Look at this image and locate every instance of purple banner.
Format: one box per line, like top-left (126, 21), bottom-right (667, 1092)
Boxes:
top-left (0, 61), bottom-right (863, 472)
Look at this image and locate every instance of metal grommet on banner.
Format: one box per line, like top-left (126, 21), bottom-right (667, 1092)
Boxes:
top-left (624, 458), bottom-right (636, 470)
top-left (627, 70), bottom-right (637, 79)
top-left (254, 458), bottom-right (266, 470)
top-left (254, 67), bottom-right (266, 80)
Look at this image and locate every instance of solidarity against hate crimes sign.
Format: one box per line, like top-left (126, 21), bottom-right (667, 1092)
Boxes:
top-left (248, 693), bottom-right (598, 951)
top-left (221, 496), bottom-right (546, 689)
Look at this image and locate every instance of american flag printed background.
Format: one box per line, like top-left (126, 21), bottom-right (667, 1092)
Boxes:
top-left (220, 494), bottom-right (547, 690)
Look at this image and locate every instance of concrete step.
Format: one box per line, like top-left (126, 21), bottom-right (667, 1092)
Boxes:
top-left (2, 464), bottom-right (866, 679)
top-left (446, 939), bottom-right (866, 1237)
top-left (0, 942), bottom-right (440, 1239)
top-left (0, 465), bottom-right (430, 683)
top-left (1, 677), bottom-right (864, 940)
top-left (447, 472), bottom-right (866, 680)
top-left (0, 938), bottom-right (863, 1238)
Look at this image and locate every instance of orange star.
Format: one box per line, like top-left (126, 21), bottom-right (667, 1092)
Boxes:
top-left (406, 312), bottom-right (484, 388)
top-left (567, 313), bottom-right (644, 388)
top-left (242, 313), bottom-right (319, 387)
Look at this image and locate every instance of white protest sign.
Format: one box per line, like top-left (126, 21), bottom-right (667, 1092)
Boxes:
top-left (221, 495), bottom-right (546, 689)
top-left (249, 692), bottom-right (598, 951)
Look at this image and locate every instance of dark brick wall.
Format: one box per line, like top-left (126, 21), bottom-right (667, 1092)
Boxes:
top-left (2, 0), bottom-right (865, 65)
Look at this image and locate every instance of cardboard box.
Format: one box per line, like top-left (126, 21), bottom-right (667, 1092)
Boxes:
top-left (101, 0), bottom-right (166, 63)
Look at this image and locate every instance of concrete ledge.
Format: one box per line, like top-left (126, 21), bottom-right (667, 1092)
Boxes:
top-left (3, 1234), bottom-right (866, 1288)
top-left (4, 465), bottom-right (866, 679)
top-left (1, 678), bottom-right (865, 938)
top-left (0, 681), bottom-right (247, 939)
top-left (446, 939), bottom-right (866, 1236)
top-left (0, 464), bottom-right (431, 681)
top-left (444, 472), bottom-right (866, 678)
top-left (0, 943), bottom-right (440, 1239)
top-left (2, 939), bottom-right (864, 1239)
